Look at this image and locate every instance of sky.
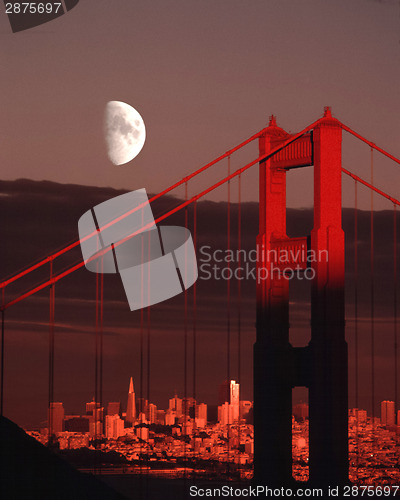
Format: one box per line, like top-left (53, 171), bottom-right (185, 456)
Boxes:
top-left (0, 1), bottom-right (399, 427)
top-left (1, 0), bottom-right (400, 208)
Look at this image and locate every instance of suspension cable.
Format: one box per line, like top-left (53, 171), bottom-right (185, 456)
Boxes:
top-left (94, 255), bottom-right (99, 447)
top-left (192, 199), bottom-right (197, 480)
top-left (99, 261), bottom-right (104, 425)
top-left (146, 231), bottom-right (151, 421)
top-left (370, 148), bottom-right (375, 450)
top-left (0, 288), bottom-right (4, 416)
top-left (192, 200), bottom-right (197, 411)
top-left (341, 123), bottom-right (400, 166)
top-left (8, 116), bottom-right (400, 291)
top-left (354, 180), bottom-right (359, 477)
top-left (0, 128), bottom-right (268, 289)
top-left (237, 172), bottom-right (242, 480)
top-left (394, 205), bottom-right (398, 455)
top-left (0, 120), bottom-right (351, 312)
top-left (48, 259), bottom-right (55, 442)
top-left (184, 181), bottom-right (188, 475)
top-left (139, 207), bottom-right (144, 478)
top-left (342, 168), bottom-right (400, 207)
top-left (145, 229), bottom-right (151, 482)
top-left (4, 164), bottom-right (400, 316)
top-left (227, 156), bottom-right (231, 467)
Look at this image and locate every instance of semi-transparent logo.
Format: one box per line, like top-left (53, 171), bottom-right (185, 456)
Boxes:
top-left (78, 189), bottom-right (198, 311)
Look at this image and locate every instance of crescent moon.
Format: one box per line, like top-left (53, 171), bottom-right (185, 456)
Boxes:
top-left (104, 101), bottom-right (146, 166)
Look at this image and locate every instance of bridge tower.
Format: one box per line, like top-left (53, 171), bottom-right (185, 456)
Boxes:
top-left (254, 107), bottom-right (348, 486)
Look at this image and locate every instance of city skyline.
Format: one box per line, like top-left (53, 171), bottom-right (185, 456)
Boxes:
top-left (42, 377), bottom-right (250, 432)
top-left (27, 376), bottom-right (400, 485)
top-left (42, 376), bottom-right (400, 434)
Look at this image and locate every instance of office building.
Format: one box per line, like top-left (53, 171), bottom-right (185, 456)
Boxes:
top-left (182, 397), bottom-right (196, 418)
top-left (381, 400), bottom-right (396, 426)
top-left (165, 409), bottom-right (177, 426)
top-left (230, 380), bottom-right (240, 422)
top-left (48, 402), bottom-right (64, 434)
top-left (169, 394), bottom-right (183, 417)
top-left (126, 377), bottom-right (136, 424)
top-left (107, 402), bottom-right (121, 416)
top-left (149, 403), bottom-right (157, 424)
top-left (293, 403), bottom-right (309, 422)
top-left (217, 380), bottom-right (240, 425)
top-left (86, 399), bottom-right (103, 425)
top-left (349, 408), bottom-right (367, 424)
top-left (196, 403), bottom-right (207, 428)
top-left (136, 398), bottom-right (148, 418)
top-left (105, 414), bottom-right (125, 439)
top-left (64, 416), bottom-right (89, 433)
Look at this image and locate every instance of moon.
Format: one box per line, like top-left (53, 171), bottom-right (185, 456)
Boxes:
top-left (104, 101), bottom-right (146, 165)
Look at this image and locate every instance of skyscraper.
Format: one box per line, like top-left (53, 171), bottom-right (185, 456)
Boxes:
top-left (196, 403), bottom-right (207, 428)
top-left (48, 402), bottom-right (64, 434)
top-left (293, 403), bottom-right (309, 422)
top-left (230, 380), bottom-right (240, 422)
top-left (105, 414), bottom-right (125, 439)
top-left (381, 400), bottom-right (396, 426)
top-left (126, 377), bottom-right (136, 424)
top-left (136, 397), bottom-right (148, 417)
top-left (85, 399), bottom-right (103, 423)
top-left (182, 397), bottom-right (196, 418)
top-left (148, 403), bottom-right (157, 424)
top-left (107, 402), bottom-right (121, 416)
top-left (169, 394), bottom-right (183, 417)
top-left (86, 400), bottom-right (97, 415)
top-left (218, 380), bottom-right (240, 425)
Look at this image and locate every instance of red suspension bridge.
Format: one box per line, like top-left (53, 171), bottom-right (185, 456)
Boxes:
top-left (0, 107), bottom-right (399, 487)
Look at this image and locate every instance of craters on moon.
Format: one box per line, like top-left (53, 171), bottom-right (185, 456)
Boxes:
top-left (104, 101), bottom-right (146, 166)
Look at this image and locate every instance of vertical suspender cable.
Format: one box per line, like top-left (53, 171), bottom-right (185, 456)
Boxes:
top-left (139, 207), bottom-right (145, 490)
top-left (1, 288), bottom-right (5, 417)
top-left (192, 201), bottom-right (197, 413)
top-left (146, 231), bottom-right (151, 419)
top-left (192, 199), bottom-right (197, 479)
top-left (227, 155), bottom-right (231, 467)
top-left (184, 181), bottom-right (188, 402)
top-left (94, 258), bottom-right (104, 472)
top-left (184, 181), bottom-right (188, 473)
top-left (95, 256), bottom-right (99, 446)
top-left (144, 228), bottom-right (151, 486)
top-left (237, 173), bottom-right (242, 479)
top-left (393, 205), bottom-right (398, 449)
top-left (237, 174), bottom-right (242, 388)
top-left (354, 180), bottom-right (359, 477)
top-left (99, 261), bottom-right (104, 430)
top-left (370, 148), bottom-right (375, 447)
top-left (48, 259), bottom-right (55, 442)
